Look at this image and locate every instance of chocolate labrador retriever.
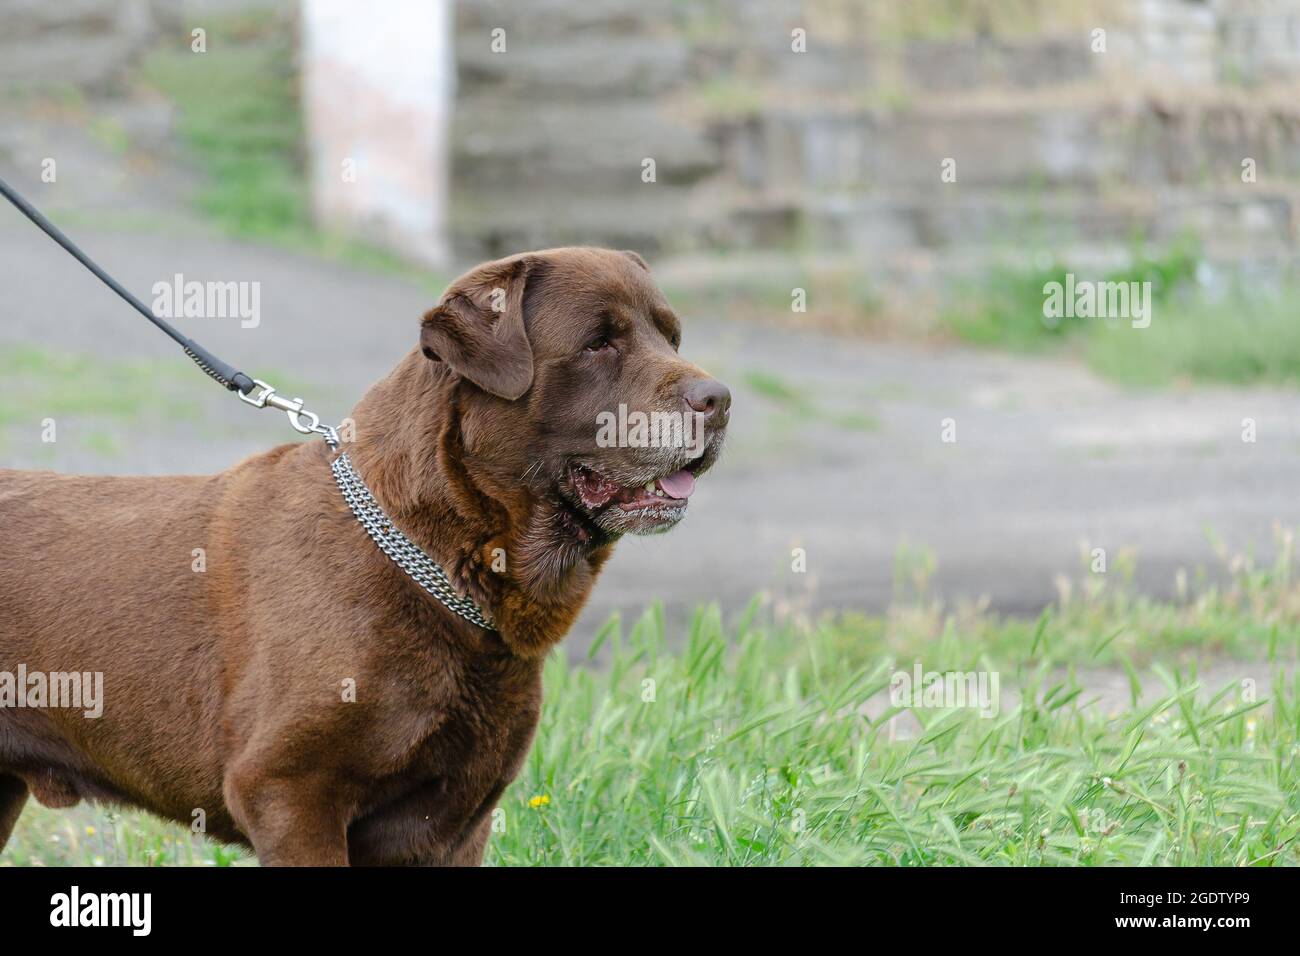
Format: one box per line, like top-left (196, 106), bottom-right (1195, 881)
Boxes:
top-left (0, 247), bottom-right (729, 865)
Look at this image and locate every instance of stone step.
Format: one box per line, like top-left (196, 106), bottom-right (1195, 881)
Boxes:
top-left (713, 97), bottom-right (1300, 192)
top-left (644, 239), bottom-right (1300, 331)
top-left (453, 88), bottom-right (1300, 200)
top-left (456, 0), bottom-right (664, 37)
top-left (449, 185), bottom-right (712, 258)
top-left (453, 98), bottom-right (721, 186)
top-left (456, 34), bottom-right (691, 99)
top-left (786, 188), bottom-right (1299, 253)
top-left (0, 0), bottom-right (151, 91)
top-left (898, 35), bottom-right (1099, 93)
top-left (450, 31), bottom-right (1103, 104)
top-left (449, 176), bottom-right (1298, 262)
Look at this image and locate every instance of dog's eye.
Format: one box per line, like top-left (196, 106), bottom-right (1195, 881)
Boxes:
top-left (584, 337), bottom-right (613, 353)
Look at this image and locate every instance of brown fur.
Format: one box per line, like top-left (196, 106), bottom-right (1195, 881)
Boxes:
top-left (0, 247), bottom-right (728, 865)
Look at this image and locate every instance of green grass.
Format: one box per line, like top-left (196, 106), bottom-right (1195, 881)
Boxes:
top-left (6, 533), bottom-right (1299, 866)
top-left (1084, 292), bottom-right (1300, 386)
top-left (742, 368), bottom-right (878, 432)
top-left (857, 532), bottom-right (1300, 668)
top-left (489, 608), bottom-right (1296, 866)
top-left (939, 240), bottom-right (1300, 387)
top-left (0, 345), bottom-right (203, 456)
top-left (139, 12), bottom-right (308, 241)
top-left (4, 808), bottom-right (252, 867)
top-left (940, 240), bottom-right (1201, 351)
top-left (0, 345), bottom-right (203, 417)
top-left (0, 346), bottom-right (324, 458)
top-left (134, 13), bottom-right (445, 287)
top-left (872, 0), bottom-right (1124, 41)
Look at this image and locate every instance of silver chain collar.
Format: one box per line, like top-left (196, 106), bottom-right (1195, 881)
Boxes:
top-left (327, 438), bottom-right (496, 631)
top-left (232, 379), bottom-right (494, 631)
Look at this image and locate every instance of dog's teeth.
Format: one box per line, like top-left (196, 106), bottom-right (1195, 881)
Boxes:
top-left (644, 481), bottom-right (655, 492)
top-left (656, 489), bottom-right (664, 497)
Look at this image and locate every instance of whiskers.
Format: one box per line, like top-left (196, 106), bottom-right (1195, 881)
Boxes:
top-left (521, 458), bottom-right (546, 484)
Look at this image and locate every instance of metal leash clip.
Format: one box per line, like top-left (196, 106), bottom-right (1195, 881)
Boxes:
top-left (0, 175), bottom-right (343, 450)
top-left (237, 378), bottom-right (338, 446)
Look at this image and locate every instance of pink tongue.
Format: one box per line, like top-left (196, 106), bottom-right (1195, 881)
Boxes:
top-left (656, 470), bottom-right (696, 500)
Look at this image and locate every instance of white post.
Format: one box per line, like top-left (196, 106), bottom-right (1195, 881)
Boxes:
top-left (301, 0), bottom-right (454, 266)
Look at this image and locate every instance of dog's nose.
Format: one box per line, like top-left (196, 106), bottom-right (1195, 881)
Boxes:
top-left (682, 377), bottom-right (731, 421)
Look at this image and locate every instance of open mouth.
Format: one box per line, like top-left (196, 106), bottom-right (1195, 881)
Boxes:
top-left (564, 462), bottom-right (698, 534)
top-left (572, 463), bottom-right (696, 510)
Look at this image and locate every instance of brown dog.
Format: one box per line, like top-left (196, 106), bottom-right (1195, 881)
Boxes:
top-left (0, 247), bottom-right (729, 865)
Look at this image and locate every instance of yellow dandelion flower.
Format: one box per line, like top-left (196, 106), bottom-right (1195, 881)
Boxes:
top-left (84, 825), bottom-right (96, 836)
top-left (528, 794), bottom-right (551, 808)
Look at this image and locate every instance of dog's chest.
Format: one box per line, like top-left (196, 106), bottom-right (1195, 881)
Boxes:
top-left (346, 646), bottom-right (543, 863)
top-left (382, 642), bottom-right (540, 770)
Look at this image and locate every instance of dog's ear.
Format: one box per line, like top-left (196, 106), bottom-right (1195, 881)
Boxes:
top-left (421, 255), bottom-right (535, 400)
top-left (621, 249), bottom-right (650, 272)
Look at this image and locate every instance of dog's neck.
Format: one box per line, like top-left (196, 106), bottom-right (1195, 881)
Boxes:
top-left (344, 348), bottom-right (614, 658)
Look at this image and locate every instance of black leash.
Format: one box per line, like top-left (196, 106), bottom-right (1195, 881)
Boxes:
top-left (0, 173), bottom-right (497, 626)
top-left (0, 173), bottom-right (254, 393)
top-left (0, 173), bottom-right (333, 439)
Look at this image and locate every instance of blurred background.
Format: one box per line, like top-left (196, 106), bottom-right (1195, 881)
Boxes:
top-left (2, 0), bottom-right (1300, 644)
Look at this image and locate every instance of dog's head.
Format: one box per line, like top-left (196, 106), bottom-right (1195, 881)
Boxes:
top-left (421, 247), bottom-right (729, 544)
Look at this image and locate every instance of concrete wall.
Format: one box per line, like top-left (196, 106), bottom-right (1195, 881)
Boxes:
top-left (449, 0), bottom-right (1300, 270)
top-left (301, 0), bottom-right (454, 265)
top-left (4, 0), bottom-right (1298, 274)
top-left (0, 0), bottom-right (154, 91)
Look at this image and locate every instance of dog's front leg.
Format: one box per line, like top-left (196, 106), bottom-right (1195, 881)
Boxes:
top-left (224, 767), bottom-right (349, 866)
